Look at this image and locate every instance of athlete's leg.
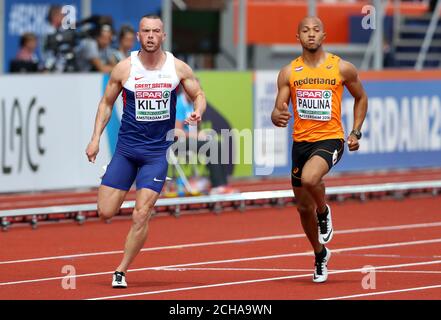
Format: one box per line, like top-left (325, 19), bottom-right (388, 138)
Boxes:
top-left (98, 149), bottom-right (138, 220)
top-left (293, 186), bottom-right (323, 254)
top-left (301, 140), bottom-right (344, 246)
top-left (300, 155), bottom-right (329, 214)
top-left (116, 188), bottom-right (160, 273)
top-left (115, 151), bottom-right (168, 273)
top-left (97, 185), bottom-right (128, 220)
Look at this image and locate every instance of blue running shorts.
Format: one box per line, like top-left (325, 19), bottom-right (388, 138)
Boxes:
top-left (101, 148), bottom-right (168, 193)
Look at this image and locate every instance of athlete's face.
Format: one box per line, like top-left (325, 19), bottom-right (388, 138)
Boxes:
top-left (138, 18), bottom-right (165, 53)
top-left (297, 18), bottom-right (326, 53)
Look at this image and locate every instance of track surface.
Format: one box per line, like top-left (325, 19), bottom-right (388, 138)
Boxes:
top-left (1, 195), bottom-right (440, 300)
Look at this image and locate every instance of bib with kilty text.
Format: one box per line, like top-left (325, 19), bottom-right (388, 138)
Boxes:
top-left (134, 82), bottom-right (172, 121)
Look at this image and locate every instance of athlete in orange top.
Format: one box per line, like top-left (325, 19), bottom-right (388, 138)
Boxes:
top-left (272, 16), bottom-right (368, 283)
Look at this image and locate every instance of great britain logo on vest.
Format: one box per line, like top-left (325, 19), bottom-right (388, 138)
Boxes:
top-left (134, 82), bottom-right (172, 121)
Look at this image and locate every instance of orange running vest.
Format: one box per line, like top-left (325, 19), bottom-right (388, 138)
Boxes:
top-left (289, 53), bottom-right (345, 142)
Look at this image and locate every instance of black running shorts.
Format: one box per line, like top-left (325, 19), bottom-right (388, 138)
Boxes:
top-left (291, 139), bottom-right (344, 187)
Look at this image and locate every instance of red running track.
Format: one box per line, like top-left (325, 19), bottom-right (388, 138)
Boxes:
top-left (0, 195), bottom-right (440, 300)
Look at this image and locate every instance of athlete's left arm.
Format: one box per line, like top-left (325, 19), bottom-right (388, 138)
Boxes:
top-left (340, 60), bottom-right (368, 151)
top-left (175, 59), bottom-right (207, 125)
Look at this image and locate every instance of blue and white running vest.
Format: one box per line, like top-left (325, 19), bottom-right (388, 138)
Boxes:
top-left (117, 51), bottom-right (180, 153)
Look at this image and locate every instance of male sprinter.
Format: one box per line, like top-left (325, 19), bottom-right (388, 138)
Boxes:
top-left (271, 16), bottom-right (368, 283)
top-left (86, 15), bottom-right (206, 288)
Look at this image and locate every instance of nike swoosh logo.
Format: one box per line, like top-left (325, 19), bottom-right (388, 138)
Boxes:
top-left (322, 229), bottom-right (333, 242)
top-left (153, 178), bottom-right (164, 182)
top-left (135, 76), bottom-right (144, 80)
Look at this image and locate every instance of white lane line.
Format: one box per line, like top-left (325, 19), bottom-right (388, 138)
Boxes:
top-left (87, 259), bottom-right (441, 300)
top-left (353, 254), bottom-right (403, 258)
top-left (373, 270), bottom-right (441, 274)
top-left (160, 267), bottom-right (441, 275)
top-left (161, 267), bottom-right (312, 272)
top-left (321, 284), bottom-right (441, 300)
top-left (340, 253), bottom-right (441, 259)
top-left (2, 237), bottom-right (441, 287)
top-left (2, 221), bottom-right (441, 265)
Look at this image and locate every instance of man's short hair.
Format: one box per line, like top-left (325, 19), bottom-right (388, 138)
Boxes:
top-left (141, 14), bottom-right (162, 21)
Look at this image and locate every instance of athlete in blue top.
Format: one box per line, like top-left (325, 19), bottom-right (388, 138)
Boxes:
top-left (85, 15), bottom-right (206, 288)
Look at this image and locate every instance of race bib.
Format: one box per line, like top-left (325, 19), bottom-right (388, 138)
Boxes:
top-left (134, 83), bottom-right (172, 121)
top-left (296, 89), bottom-right (332, 121)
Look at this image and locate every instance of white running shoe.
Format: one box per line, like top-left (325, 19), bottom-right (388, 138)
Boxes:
top-left (313, 247), bottom-right (331, 283)
top-left (318, 204), bottom-right (333, 245)
top-left (112, 271), bottom-right (127, 288)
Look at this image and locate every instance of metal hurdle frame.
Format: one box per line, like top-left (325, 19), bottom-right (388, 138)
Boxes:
top-left (1, 180), bottom-right (441, 231)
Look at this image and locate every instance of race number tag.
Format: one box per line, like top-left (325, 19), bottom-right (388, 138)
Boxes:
top-left (134, 83), bottom-right (171, 121)
top-left (296, 89), bottom-right (332, 121)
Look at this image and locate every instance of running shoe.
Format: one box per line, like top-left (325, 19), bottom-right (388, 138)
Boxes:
top-left (313, 247), bottom-right (331, 283)
top-left (317, 204), bottom-right (333, 244)
top-left (112, 271), bottom-right (127, 288)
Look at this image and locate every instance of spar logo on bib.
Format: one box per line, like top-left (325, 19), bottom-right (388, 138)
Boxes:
top-left (296, 89), bottom-right (332, 121)
top-left (134, 83), bottom-right (172, 122)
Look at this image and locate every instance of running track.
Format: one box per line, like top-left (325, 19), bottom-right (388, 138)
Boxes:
top-left (1, 195), bottom-right (441, 300)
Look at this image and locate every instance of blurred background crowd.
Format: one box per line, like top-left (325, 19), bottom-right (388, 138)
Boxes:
top-left (6, 0), bottom-right (441, 74)
top-left (10, 5), bottom-right (137, 73)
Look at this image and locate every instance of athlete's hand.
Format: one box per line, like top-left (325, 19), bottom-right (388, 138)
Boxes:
top-left (273, 102), bottom-right (292, 127)
top-left (86, 140), bottom-right (100, 163)
top-left (347, 134), bottom-right (360, 152)
top-left (184, 111), bottom-right (202, 126)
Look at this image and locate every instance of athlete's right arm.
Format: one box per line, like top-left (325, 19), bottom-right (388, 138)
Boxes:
top-left (86, 59), bottom-right (129, 163)
top-left (271, 65), bottom-right (292, 127)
